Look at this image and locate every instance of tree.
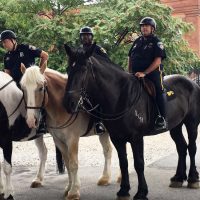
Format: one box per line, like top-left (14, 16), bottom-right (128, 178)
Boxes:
top-left (0, 0), bottom-right (199, 74)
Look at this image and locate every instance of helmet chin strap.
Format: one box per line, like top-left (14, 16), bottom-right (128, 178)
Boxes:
top-left (11, 39), bottom-right (17, 51)
top-left (141, 27), bottom-right (155, 36)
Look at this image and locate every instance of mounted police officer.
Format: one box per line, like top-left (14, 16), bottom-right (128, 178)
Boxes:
top-left (128, 17), bottom-right (167, 131)
top-left (79, 26), bottom-right (109, 134)
top-left (0, 29), bottom-right (48, 134)
top-left (80, 26), bottom-right (109, 59)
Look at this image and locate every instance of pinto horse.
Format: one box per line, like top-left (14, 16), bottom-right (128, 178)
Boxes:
top-left (0, 71), bottom-right (51, 200)
top-left (63, 44), bottom-right (200, 200)
top-left (20, 65), bottom-right (112, 200)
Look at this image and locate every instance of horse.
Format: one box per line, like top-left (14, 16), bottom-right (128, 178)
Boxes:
top-left (0, 71), bottom-right (56, 200)
top-left (63, 43), bottom-right (200, 200)
top-left (20, 65), bottom-right (113, 200)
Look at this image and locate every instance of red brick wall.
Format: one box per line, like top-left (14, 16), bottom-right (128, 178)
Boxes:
top-left (160, 0), bottom-right (200, 55)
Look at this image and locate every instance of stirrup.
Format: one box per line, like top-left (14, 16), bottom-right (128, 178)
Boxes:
top-left (154, 116), bottom-right (168, 131)
top-left (95, 122), bottom-right (106, 135)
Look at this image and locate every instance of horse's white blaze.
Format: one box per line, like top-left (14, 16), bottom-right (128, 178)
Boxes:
top-left (26, 85), bottom-right (37, 128)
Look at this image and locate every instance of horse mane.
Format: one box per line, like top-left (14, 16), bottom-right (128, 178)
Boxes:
top-left (92, 53), bottom-right (124, 71)
top-left (20, 65), bottom-right (67, 86)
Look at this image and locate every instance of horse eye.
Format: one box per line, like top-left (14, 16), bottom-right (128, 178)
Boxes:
top-left (38, 87), bottom-right (44, 92)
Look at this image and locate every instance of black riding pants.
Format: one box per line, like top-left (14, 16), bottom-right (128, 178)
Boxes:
top-left (146, 71), bottom-right (166, 118)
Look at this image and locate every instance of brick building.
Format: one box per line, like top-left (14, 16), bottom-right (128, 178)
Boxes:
top-left (161, 0), bottom-right (200, 55)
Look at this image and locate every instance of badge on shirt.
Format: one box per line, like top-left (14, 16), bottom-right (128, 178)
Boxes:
top-left (148, 43), bottom-right (153, 48)
top-left (5, 56), bottom-right (10, 61)
top-left (29, 45), bottom-right (36, 50)
top-left (100, 47), bottom-right (107, 54)
top-left (20, 52), bottom-right (24, 57)
top-left (157, 42), bottom-right (164, 50)
top-left (133, 44), bottom-right (137, 49)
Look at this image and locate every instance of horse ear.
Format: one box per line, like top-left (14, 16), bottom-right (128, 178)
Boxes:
top-left (40, 61), bottom-right (47, 74)
top-left (64, 44), bottom-right (73, 57)
top-left (21, 63), bottom-right (26, 74)
top-left (85, 42), bottom-right (96, 58)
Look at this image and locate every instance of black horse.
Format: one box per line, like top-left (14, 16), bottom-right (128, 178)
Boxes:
top-left (63, 44), bottom-right (200, 200)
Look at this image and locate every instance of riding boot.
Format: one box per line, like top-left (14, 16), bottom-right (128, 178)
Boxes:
top-left (155, 93), bottom-right (168, 131)
top-left (36, 109), bottom-right (47, 135)
top-left (95, 121), bottom-right (106, 135)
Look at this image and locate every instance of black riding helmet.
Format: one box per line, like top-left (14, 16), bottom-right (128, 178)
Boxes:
top-left (140, 17), bottom-right (157, 30)
top-left (80, 26), bottom-right (93, 36)
top-left (0, 30), bottom-right (17, 41)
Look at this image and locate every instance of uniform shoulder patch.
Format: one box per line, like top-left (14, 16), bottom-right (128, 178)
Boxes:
top-left (157, 42), bottom-right (164, 50)
top-left (5, 56), bottom-right (10, 61)
top-left (100, 47), bottom-right (107, 54)
top-left (29, 45), bottom-right (36, 50)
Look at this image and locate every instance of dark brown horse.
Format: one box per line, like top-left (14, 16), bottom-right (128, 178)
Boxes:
top-left (63, 44), bottom-right (200, 200)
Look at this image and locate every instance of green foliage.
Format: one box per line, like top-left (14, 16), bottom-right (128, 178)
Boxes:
top-left (0, 0), bottom-right (199, 74)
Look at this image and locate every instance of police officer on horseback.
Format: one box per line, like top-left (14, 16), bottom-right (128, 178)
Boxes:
top-left (0, 29), bottom-right (48, 134)
top-left (128, 17), bottom-right (167, 131)
top-left (80, 26), bottom-right (109, 60)
top-left (79, 26), bottom-right (108, 134)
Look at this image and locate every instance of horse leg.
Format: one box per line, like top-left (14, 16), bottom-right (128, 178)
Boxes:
top-left (31, 136), bottom-right (47, 188)
top-left (0, 162), bottom-right (4, 199)
top-left (185, 123), bottom-right (199, 188)
top-left (55, 146), bottom-right (65, 174)
top-left (111, 138), bottom-right (130, 200)
top-left (130, 137), bottom-right (148, 200)
top-left (2, 141), bottom-right (14, 200)
top-left (52, 136), bottom-right (78, 200)
top-left (65, 137), bottom-right (80, 200)
top-left (169, 124), bottom-right (187, 188)
top-left (97, 132), bottom-right (112, 186)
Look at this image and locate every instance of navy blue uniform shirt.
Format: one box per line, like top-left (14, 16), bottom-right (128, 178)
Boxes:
top-left (4, 44), bottom-right (42, 83)
top-left (128, 35), bottom-right (166, 73)
top-left (82, 44), bottom-right (109, 59)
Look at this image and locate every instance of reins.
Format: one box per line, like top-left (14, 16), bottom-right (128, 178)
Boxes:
top-left (68, 57), bottom-right (142, 121)
top-left (48, 112), bottom-right (78, 129)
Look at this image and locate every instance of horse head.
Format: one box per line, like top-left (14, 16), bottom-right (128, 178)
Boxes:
top-left (64, 43), bottom-right (97, 113)
top-left (20, 64), bottom-right (48, 129)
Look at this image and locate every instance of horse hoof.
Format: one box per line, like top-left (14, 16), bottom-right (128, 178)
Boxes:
top-left (133, 197), bottom-right (148, 200)
top-left (116, 196), bottom-right (130, 200)
top-left (97, 176), bottom-right (110, 186)
top-left (0, 194), bottom-right (4, 200)
top-left (67, 192), bottom-right (80, 200)
top-left (187, 182), bottom-right (200, 189)
top-left (5, 195), bottom-right (14, 200)
top-left (30, 181), bottom-right (42, 188)
top-left (169, 181), bottom-right (183, 188)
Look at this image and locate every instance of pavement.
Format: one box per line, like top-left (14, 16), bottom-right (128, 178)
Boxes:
top-left (10, 141), bottom-right (200, 200)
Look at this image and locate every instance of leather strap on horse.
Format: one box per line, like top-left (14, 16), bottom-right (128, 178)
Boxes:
top-left (0, 79), bottom-right (14, 90)
top-left (81, 117), bottom-right (94, 137)
top-left (48, 112), bottom-right (79, 129)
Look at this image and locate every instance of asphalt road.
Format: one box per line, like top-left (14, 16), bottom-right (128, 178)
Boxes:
top-left (10, 141), bottom-right (200, 200)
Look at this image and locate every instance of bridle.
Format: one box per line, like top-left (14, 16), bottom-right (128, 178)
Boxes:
top-left (22, 79), bottom-right (78, 129)
top-left (23, 85), bottom-right (47, 110)
top-left (0, 79), bottom-right (24, 118)
top-left (67, 57), bottom-right (142, 121)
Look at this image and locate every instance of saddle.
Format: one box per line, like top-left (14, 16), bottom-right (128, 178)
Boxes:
top-left (141, 78), bottom-right (175, 100)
